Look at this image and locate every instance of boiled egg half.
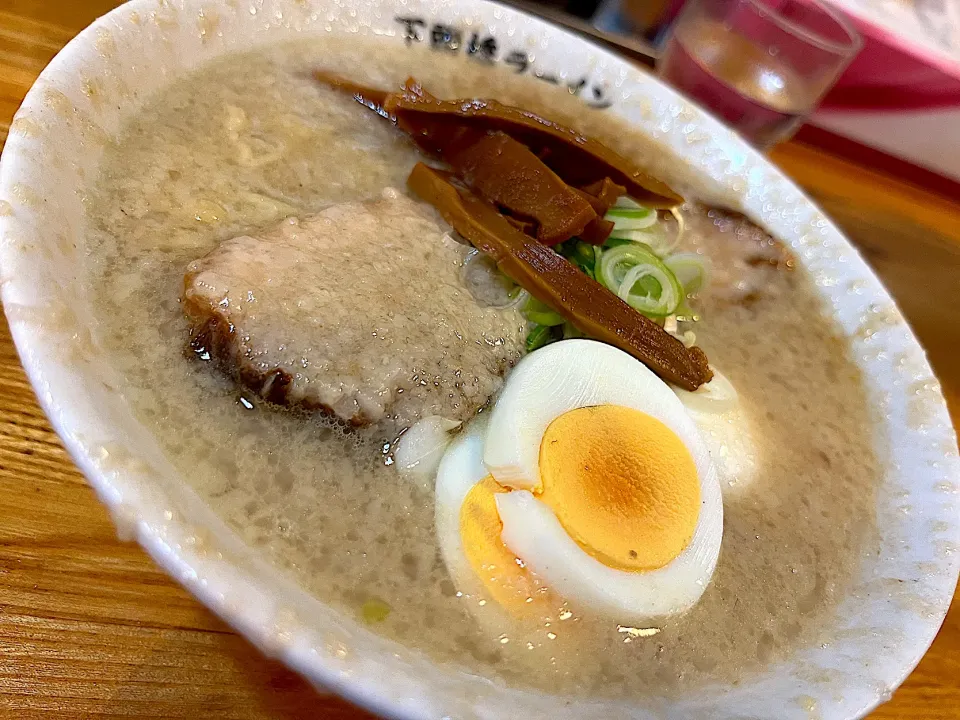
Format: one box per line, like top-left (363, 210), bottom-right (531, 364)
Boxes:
top-left (435, 339), bottom-right (722, 624)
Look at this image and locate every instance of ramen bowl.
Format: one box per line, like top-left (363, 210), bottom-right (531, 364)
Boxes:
top-left (0, 1), bottom-right (957, 718)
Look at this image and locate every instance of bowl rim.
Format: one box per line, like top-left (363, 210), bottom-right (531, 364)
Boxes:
top-left (1, 1), bottom-right (958, 718)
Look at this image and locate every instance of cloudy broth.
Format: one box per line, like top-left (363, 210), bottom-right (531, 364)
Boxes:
top-left (83, 38), bottom-right (880, 699)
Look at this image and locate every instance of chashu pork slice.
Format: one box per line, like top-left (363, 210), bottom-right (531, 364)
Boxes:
top-left (183, 189), bottom-right (526, 428)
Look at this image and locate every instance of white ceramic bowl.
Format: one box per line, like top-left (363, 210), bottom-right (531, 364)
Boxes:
top-left (1, 1), bottom-right (957, 718)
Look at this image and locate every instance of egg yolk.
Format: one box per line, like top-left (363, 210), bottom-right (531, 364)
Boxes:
top-left (459, 406), bottom-right (699, 612)
top-left (538, 405), bottom-right (700, 572)
top-left (460, 476), bottom-right (554, 616)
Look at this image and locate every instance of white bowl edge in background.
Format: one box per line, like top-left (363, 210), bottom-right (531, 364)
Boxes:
top-left (0, 1), bottom-right (957, 718)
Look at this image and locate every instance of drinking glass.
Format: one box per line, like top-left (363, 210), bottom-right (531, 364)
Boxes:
top-left (658, 0), bottom-right (862, 149)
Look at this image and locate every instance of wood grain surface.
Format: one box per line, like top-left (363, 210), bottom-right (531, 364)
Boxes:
top-left (0, 1), bottom-right (958, 717)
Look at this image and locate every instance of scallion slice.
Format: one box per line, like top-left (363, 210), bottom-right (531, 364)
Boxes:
top-left (523, 297), bottom-right (565, 327)
top-left (664, 253), bottom-right (711, 296)
top-left (525, 324), bottom-right (553, 351)
top-left (606, 226), bottom-right (678, 256)
top-left (606, 197), bottom-right (659, 232)
top-left (598, 243), bottom-right (683, 317)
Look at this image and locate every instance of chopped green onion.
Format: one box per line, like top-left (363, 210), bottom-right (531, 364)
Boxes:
top-left (603, 235), bottom-right (634, 249)
top-left (664, 253), bottom-right (711, 296)
top-left (526, 309), bottom-right (565, 326)
top-left (556, 237), bottom-right (580, 258)
top-left (525, 324), bottom-right (553, 351)
top-left (523, 297), bottom-right (564, 326)
top-left (612, 196), bottom-right (652, 211)
top-left (507, 287), bottom-right (530, 310)
top-left (598, 243), bottom-right (683, 317)
top-left (606, 228), bottom-right (651, 243)
top-left (616, 264), bottom-right (682, 317)
top-left (664, 253), bottom-right (709, 320)
top-left (597, 242), bottom-right (658, 286)
top-left (562, 322), bottom-right (584, 339)
top-left (669, 207), bottom-right (687, 246)
top-left (605, 200), bottom-right (658, 232)
top-left (572, 241), bottom-right (595, 265)
top-left (566, 239), bottom-right (597, 278)
top-left (609, 226), bottom-right (676, 254)
top-left (361, 599), bottom-right (391, 624)
top-left (570, 241), bottom-right (598, 278)
top-left (646, 225), bottom-right (680, 256)
top-left (557, 239), bottom-right (596, 278)
top-left (602, 202), bottom-right (687, 256)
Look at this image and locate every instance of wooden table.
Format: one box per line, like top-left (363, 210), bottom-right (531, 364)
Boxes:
top-left (1, 2), bottom-right (958, 718)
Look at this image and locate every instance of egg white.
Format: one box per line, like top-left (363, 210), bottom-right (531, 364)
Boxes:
top-left (435, 415), bottom-right (562, 632)
top-left (436, 339), bottom-right (723, 623)
top-left (496, 471), bottom-right (722, 621)
top-left (483, 339), bottom-right (714, 492)
top-left (434, 416), bottom-right (491, 605)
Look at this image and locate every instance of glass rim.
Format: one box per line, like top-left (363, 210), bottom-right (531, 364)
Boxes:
top-left (741, 0), bottom-right (863, 56)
